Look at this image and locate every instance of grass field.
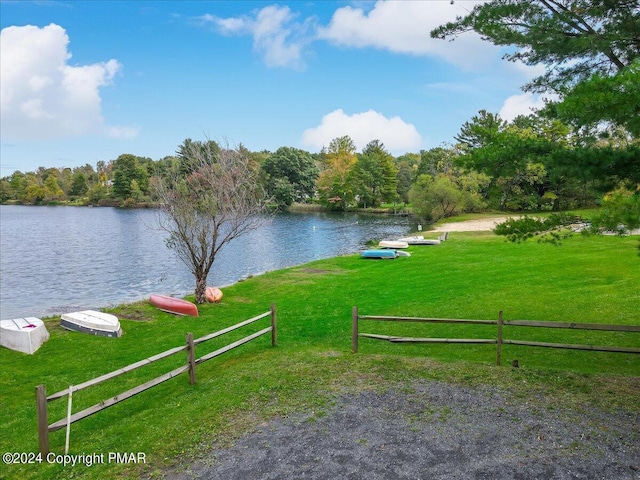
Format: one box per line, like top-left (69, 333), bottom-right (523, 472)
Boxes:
top-left (1, 229), bottom-right (639, 479)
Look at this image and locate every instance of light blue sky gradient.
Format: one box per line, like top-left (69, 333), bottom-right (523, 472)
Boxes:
top-left (0, 1), bottom-right (546, 177)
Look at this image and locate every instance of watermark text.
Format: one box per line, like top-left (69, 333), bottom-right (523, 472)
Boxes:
top-left (3, 451), bottom-right (146, 466)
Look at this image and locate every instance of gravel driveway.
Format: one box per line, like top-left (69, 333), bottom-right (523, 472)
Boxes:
top-left (168, 380), bottom-right (640, 480)
top-left (432, 217), bottom-right (517, 232)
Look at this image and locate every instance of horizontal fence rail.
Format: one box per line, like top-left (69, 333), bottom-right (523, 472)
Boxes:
top-left (46, 345), bottom-right (189, 402)
top-left (358, 315), bottom-right (497, 325)
top-left (360, 334), bottom-right (497, 344)
top-left (36, 304), bottom-right (277, 455)
top-left (352, 306), bottom-right (640, 367)
top-left (47, 366), bottom-right (190, 432)
top-left (501, 339), bottom-right (639, 353)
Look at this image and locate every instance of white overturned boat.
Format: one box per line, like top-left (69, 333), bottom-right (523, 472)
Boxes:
top-left (397, 236), bottom-right (441, 245)
top-left (60, 310), bottom-right (122, 338)
top-left (0, 317), bottom-right (50, 354)
top-left (378, 240), bottom-right (409, 249)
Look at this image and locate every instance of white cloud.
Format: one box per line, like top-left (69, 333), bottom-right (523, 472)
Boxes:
top-left (199, 5), bottom-right (313, 69)
top-left (196, 0), bottom-right (552, 83)
top-left (204, 15), bottom-right (246, 35)
top-left (301, 109), bottom-right (422, 154)
top-left (199, 1), bottom-right (535, 74)
top-left (104, 125), bottom-right (140, 139)
top-left (499, 92), bottom-right (555, 121)
top-left (317, 1), bottom-right (500, 70)
top-left (0, 24), bottom-right (136, 141)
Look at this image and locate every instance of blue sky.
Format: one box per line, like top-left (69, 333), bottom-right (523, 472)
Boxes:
top-left (0, 0), bottom-right (547, 177)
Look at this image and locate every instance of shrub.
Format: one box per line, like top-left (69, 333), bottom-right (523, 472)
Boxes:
top-left (494, 213), bottom-right (583, 244)
top-left (587, 186), bottom-right (640, 235)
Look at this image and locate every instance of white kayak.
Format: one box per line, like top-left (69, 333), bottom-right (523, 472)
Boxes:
top-left (397, 236), bottom-right (441, 245)
top-left (378, 240), bottom-right (409, 249)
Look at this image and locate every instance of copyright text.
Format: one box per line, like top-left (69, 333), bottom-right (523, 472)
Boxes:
top-left (3, 451), bottom-right (146, 466)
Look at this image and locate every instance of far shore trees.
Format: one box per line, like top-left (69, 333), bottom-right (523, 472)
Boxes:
top-left (111, 154), bottom-right (151, 202)
top-left (154, 139), bottom-right (271, 304)
top-left (261, 146), bottom-right (318, 209)
top-left (410, 170), bottom-right (488, 222)
top-left (353, 140), bottom-right (398, 208)
top-left (316, 136), bottom-right (358, 211)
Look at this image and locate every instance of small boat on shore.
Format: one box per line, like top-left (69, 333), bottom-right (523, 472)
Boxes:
top-left (0, 317), bottom-right (50, 354)
top-left (150, 294), bottom-right (199, 317)
top-left (60, 310), bottom-right (122, 338)
top-left (378, 240), bottom-right (409, 249)
top-left (205, 287), bottom-right (223, 303)
top-left (361, 249), bottom-right (398, 259)
top-left (397, 236), bottom-right (441, 245)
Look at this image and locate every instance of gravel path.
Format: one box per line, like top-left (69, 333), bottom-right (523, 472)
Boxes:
top-left (432, 217), bottom-right (517, 232)
top-left (431, 216), bottom-right (640, 235)
top-left (168, 380), bottom-right (640, 480)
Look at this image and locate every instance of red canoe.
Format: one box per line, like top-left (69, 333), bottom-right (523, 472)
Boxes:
top-left (149, 294), bottom-right (199, 317)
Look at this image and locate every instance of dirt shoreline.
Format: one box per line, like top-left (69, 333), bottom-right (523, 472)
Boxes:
top-left (163, 379), bottom-right (639, 480)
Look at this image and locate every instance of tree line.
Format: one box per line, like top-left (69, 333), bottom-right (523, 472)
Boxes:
top-left (1, 111), bottom-right (636, 221)
top-left (2, 0), bottom-right (638, 227)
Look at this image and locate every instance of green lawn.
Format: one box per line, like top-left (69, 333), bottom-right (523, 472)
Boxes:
top-left (1, 231), bottom-right (639, 479)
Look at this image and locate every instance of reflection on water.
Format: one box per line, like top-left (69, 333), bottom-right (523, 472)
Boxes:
top-left (0, 206), bottom-right (411, 318)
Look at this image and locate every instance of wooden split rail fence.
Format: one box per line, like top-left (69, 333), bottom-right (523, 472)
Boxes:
top-left (351, 306), bottom-right (640, 366)
top-left (36, 304), bottom-right (277, 454)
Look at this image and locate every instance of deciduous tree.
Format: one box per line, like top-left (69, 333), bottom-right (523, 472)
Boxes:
top-left (43, 173), bottom-right (64, 202)
top-left (316, 136), bottom-right (358, 210)
top-left (409, 172), bottom-right (488, 222)
top-left (70, 171), bottom-right (89, 197)
top-left (111, 154), bottom-right (150, 201)
top-left (353, 140), bottom-right (398, 207)
top-left (261, 146), bottom-right (318, 208)
top-left (154, 139), bottom-right (271, 303)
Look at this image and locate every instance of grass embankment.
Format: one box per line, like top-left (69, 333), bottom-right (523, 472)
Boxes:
top-left (1, 231), bottom-right (639, 479)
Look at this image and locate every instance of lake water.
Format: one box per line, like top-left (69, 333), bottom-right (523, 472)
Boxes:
top-left (0, 205), bottom-right (412, 319)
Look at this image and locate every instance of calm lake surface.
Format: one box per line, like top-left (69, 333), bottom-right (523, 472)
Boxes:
top-left (0, 205), bottom-right (412, 319)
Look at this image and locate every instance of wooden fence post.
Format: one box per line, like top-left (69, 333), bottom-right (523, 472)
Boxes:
top-left (496, 310), bottom-right (503, 366)
top-left (186, 333), bottom-right (197, 385)
top-left (352, 306), bottom-right (359, 353)
top-left (36, 384), bottom-right (50, 455)
top-left (270, 303), bottom-right (278, 347)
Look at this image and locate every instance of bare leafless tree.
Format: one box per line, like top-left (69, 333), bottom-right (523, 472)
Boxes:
top-left (154, 139), bottom-right (271, 303)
